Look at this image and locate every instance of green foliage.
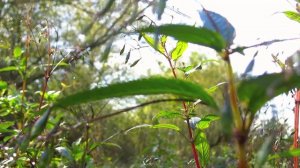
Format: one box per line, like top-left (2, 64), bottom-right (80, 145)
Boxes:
top-left (195, 132), bottom-right (210, 166)
top-left (284, 11), bottom-right (300, 23)
top-left (196, 114), bottom-right (220, 130)
top-left (54, 77), bottom-right (217, 108)
top-left (171, 41), bottom-right (188, 61)
top-left (238, 73), bottom-right (300, 113)
top-left (141, 33), bottom-right (165, 54)
top-left (140, 24), bottom-right (226, 51)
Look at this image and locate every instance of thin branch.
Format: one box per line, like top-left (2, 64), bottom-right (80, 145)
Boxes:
top-left (87, 98), bottom-right (196, 123)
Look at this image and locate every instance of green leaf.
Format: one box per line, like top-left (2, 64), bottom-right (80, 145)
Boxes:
top-left (30, 108), bottom-right (52, 139)
top-left (54, 77), bottom-right (217, 108)
top-left (130, 58), bottom-right (141, 67)
top-left (268, 148), bottom-right (300, 160)
top-left (151, 123), bottom-right (180, 131)
top-left (0, 66), bottom-right (18, 72)
top-left (196, 114), bottom-right (220, 130)
top-left (153, 111), bottom-right (183, 120)
top-left (0, 81), bottom-right (8, 90)
top-left (101, 41), bottom-right (113, 62)
top-left (13, 46), bottom-right (23, 58)
top-left (0, 121), bottom-right (14, 133)
top-left (161, 35), bottom-right (167, 45)
top-left (284, 11), bottom-right (300, 23)
top-left (120, 44), bottom-right (125, 55)
top-left (171, 41), bottom-right (188, 61)
top-left (141, 33), bottom-right (165, 54)
top-left (206, 82), bottom-right (227, 94)
top-left (238, 73), bottom-right (300, 113)
top-left (195, 132), bottom-right (210, 166)
top-left (140, 24), bottom-right (226, 52)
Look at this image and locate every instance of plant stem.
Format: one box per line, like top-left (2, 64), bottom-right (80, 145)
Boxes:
top-left (223, 51), bottom-right (247, 168)
top-left (294, 90), bottom-right (300, 168)
top-left (166, 57), bottom-right (201, 168)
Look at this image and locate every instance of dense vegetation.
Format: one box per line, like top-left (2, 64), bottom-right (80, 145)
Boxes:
top-left (1, 0), bottom-right (300, 167)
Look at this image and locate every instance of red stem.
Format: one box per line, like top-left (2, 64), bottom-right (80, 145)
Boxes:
top-left (166, 58), bottom-right (201, 168)
top-left (294, 90), bottom-right (300, 168)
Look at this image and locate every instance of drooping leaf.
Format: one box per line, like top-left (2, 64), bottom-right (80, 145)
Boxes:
top-left (156, 0), bottom-right (167, 20)
top-left (242, 58), bottom-right (255, 77)
top-left (255, 137), bottom-right (273, 167)
top-left (268, 148), bottom-right (300, 160)
top-left (153, 111), bottom-right (183, 120)
top-left (196, 114), bottom-right (220, 130)
top-left (140, 24), bottom-right (226, 52)
top-left (141, 33), bottom-right (165, 54)
top-left (238, 73), bottom-right (300, 114)
top-left (30, 108), bottom-right (52, 139)
top-left (13, 46), bottom-right (23, 58)
top-left (54, 77), bottom-right (218, 108)
top-left (199, 8), bottom-right (236, 46)
top-left (195, 132), bottom-right (210, 166)
top-left (206, 82), bottom-right (227, 94)
top-left (171, 41), bottom-right (188, 61)
top-left (151, 123), bottom-right (180, 131)
top-left (130, 58), bottom-right (141, 67)
top-left (125, 124), bottom-right (152, 134)
top-left (284, 11), bottom-right (300, 23)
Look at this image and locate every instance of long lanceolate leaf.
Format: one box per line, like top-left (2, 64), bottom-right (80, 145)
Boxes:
top-left (284, 11), bottom-right (300, 23)
top-left (54, 77), bottom-right (217, 108)
top-left (140, 24), bottom-right (226, 52)
top-left (199, 8), bottom-right (236, 46)
top-left (238, 73), bottom-right (300, 114)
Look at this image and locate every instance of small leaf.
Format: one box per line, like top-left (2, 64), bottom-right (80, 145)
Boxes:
top-left (171, 41), bottom-right (188, 61)
top-left (130, 58), bottom-right (141, 67)
top-left (199, 8), bottom-right (236, 46)
top-left (195, 132), bottom-right (210, 166)
top-left (125, 50), bottom-right (131, 64)
top-left (125, 124), bottom-right (152, 134)
top-left (156, 0), bottom-right (167, 20)
top-left (161, 35), bottom-right (167, 46)
top-left (152, 123), bottom-right (180, 131)
top-left (268, 148), bottom-right (300, 160)
top-left (140, 24), bottom-right (226, 52)
top-left (30, 108), bottom-right (52, 139)
top-left (238, 73), bottom-right (300, 114)
top-left (284, 11), bottom-right (300, 23)
top-left (54, 77), bottom-right (218, 109)
top-left (242, 58), bottom-right (255, 77)
top-left (153, 111), bottom-right (182, 120)
top-left (196, 114), bottom-right (220, 130)
top-left (0, 66), bottom-right (19, 72)
top-left (206, 82), bottom-right (227, 94)
top-left (120, 44), bottom-right (125, 55)
top-left (13, 46), bottom-right (23, 58)
top-left (0, 81), bottom-right (8, 90)
top-left (141, 33), bottom-right (165, 54)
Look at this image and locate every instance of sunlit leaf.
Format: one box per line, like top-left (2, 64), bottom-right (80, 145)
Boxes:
top-left (171, 41), bottom-right (188, 61)
top-left (153, 111), bottom-right (183, 120)
top-left (124, 124), bottom-right (152, 134)
top-left (199, 8), bottom-right (236, 46)
top-left (238, 73), bottom-right (300, 114)
top-left (0, 66), bottom-right (19, 72)
top-left (161, 35), bottom-right (167, 45)
top-left (141, 33), bottom-right (165, 54)
top-left (206, 82), bottom-right (227, 94)
top-left (54, 77), bottom-right (218, 108)
top-left (195, 132), bottom-right (210, 166)
top-left (284, 11), bottom-right (300, 23)
top-left (13, 46), bottom-right (23, 58)
top-left (140, 24), bottom-right (226, 52)
top-left (152, 123), bottom-right (180, 131)
top-left (196, 114), bottom-right (220, 130)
